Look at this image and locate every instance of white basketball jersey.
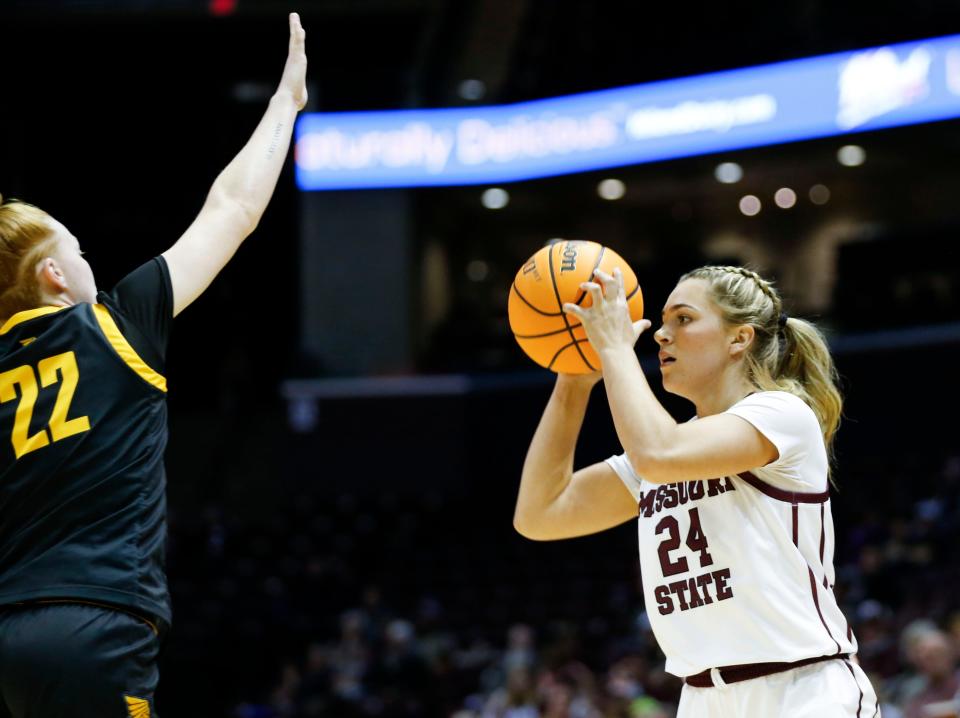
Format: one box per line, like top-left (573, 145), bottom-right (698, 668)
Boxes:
top-left (606, 391), bottom-right (857, 678)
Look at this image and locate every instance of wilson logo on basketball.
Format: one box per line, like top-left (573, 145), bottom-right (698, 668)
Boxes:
top-left (521, 258), bottom-right (541, 282)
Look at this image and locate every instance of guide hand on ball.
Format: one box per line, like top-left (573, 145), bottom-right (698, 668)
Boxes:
top-left (563, 268), bottom-right (652, 357)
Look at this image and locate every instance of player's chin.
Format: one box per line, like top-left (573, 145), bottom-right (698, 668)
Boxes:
top-left (659, 370), bottom-right (681, 394)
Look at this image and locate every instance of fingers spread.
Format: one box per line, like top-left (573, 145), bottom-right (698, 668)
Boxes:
top-left (613, 267), bottom-right (626, 300)
top-left (593, 268), bottom-right (622, 300)
top-left (563, 303), bottom-right (585, 320)
top-left (580, 281), bottom-right (603, 307)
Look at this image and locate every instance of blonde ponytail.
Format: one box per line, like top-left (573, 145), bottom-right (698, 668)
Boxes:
top-left (681, 266), bottom-right (843, 467)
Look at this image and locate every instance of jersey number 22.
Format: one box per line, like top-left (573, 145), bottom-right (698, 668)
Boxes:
top-left (0, 351), bottom-right (91, 459)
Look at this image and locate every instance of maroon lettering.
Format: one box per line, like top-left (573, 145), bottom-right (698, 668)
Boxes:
top-left (685, 507), bottom-right (714, 567)
top-left (661, 483), bottom-right (679, 509)
top-left (634, 479), bottom-right (735, 518)
top-left (706, 479), bottom-right (725, 496)
top-left (687, 577), bottom-right (705, 608)
top-left (713, 568), bottom-right (734, 601)
top-left (652, 567), bottom-right (734, 614)
top-left (655, 515), bottom-right (689, 577)
top-left (695, 573), bottom-right (715, 605)
top-left (669, 580), bottom-right (691, 611)
top-left (654, 485), bottom-right (668, 513)
top-left (655, 585), bottom-right (674, 615)
top-left (638, 491), bottom-right (655, 518)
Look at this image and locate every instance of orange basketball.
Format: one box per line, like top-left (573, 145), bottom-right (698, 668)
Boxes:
top-left (508, 240), bottom-right (644, 374)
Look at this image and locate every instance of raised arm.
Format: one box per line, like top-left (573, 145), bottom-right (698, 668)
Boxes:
top-left (162, 12), bottom-right (308, 317)
top-left (514, 373), bottom-right (638, 541)
top-left (564, 269), bottom-right (777, 485)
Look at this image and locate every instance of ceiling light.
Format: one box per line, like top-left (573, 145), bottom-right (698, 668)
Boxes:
top-left (837, 145), bottom-right (866, 167)
top-left (458, 79), bottom-right (486, 101)
top-left (809, 184), bottom-right (831, 205)
top-left (481, 188), bottom-right (509, 209)
top-left (715, 162), bottom-right (743, 184)
top-left (739, 195), bottom-right (761, 216)
top-left (597, 178), bottom-right (626, 200)
top-left (774, 187), bottom-right (797, 209)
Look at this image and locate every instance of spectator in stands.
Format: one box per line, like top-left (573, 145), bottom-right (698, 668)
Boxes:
top-left (481, 666), bottom-right (538, 718)
top-left (368, 618), bottom-right (430, 717)
top-left (890, 620), bottom-right (943, 706)
top-left (329, 609), bottom-right (371, 707)
top-left (903, 629), bottom-right (960, 718)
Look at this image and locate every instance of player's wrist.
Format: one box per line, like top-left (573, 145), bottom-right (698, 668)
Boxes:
top-left (597, 343), bottom-right (637, 367)
top-left (555, 372), bottom-right (601, 394)
top-left (270, 89), bottom-right (300, 111)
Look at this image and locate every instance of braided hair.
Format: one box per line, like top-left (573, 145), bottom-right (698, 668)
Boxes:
top-left (0, 195), bottom-right (58, 323)
top-left (680, 265), bottom-right (843, 466)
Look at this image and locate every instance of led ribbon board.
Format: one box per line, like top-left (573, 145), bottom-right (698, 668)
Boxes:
top-left (295, 34), bottom-right (960, 189)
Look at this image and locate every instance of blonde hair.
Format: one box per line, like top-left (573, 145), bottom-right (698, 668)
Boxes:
top-left (0, 195), bottom-right (57, 322)
top-left (681, 265), bottom-right (843, 465)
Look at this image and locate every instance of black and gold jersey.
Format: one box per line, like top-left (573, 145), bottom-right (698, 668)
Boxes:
top-left (0, 258), bottom-right (173, 629)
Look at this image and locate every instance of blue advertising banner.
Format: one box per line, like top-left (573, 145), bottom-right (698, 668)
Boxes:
top-left (295, 34), bottom-right (960, 189)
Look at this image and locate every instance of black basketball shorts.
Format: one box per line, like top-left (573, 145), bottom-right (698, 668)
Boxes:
top-left (0, 602), bottom-right (161, 718)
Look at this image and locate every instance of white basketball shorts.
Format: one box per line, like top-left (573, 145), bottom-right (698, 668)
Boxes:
top-left (677, 657), bottom-right (880, 718)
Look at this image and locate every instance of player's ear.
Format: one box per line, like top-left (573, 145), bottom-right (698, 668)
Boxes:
top-left (729, 323), bottom-right (755, 358)
top-left (36, 256), bottom-right (68, 294)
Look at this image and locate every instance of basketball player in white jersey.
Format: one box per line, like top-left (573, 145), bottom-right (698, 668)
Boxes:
top-left (514, 265), bottom-right (880, 716)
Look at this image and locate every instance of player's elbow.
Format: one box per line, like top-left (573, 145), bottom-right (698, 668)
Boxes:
top-left (512, 510), bottom-right (537, 539)
top-left (513, 522), bottom-right (554, 542)
top-left (227, 197), bottom-right (261, 236)
top-left (512, 509), bottom-right (555, 542)
top-left (207, 186), bottom-right (261, 236)
top-left (625, 448), bottom-right (674, 485)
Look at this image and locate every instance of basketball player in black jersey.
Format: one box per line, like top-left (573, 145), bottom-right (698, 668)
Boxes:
top-left (0, 13), bottom-right (307, 718)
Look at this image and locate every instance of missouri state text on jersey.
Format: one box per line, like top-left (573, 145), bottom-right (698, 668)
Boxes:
top-left (640, 477), bottom-right (737, 617)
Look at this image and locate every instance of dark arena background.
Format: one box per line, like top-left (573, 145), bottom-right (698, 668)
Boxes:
top-left (3, 1), bottom-right (960, 716)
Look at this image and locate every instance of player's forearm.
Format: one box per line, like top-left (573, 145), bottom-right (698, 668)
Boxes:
top-left (514, 378), bottom-right (593, 534)
top-left (209, 90), bottom-right (300, 225)
top-left (598, 344), bottom-right (679, 477)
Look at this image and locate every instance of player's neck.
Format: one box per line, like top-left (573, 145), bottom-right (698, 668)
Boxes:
top-left (693, 372), bottom-right (755, 418)
top-left (38, 290), bottom-right (78, 309)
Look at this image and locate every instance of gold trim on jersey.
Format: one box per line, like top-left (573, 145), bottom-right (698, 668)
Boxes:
top-left (0, 306), bottom-right (67, 335)
top-left (92, 305), bottom-right (167, 393)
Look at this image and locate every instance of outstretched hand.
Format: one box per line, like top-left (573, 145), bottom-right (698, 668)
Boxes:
top-left (563, 268), bottom-right (651, 355)
top-left (279, 12), bottom-right (308, 110)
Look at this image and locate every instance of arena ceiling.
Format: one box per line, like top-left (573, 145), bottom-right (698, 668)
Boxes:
top-left (3, 0), bottom-right (958, 331)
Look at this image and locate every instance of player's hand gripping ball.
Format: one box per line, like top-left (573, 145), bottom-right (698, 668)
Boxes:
top-left (508, 240), bottom-right (644, 374)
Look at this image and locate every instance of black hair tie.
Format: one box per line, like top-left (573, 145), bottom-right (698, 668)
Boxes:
top-left (778, 312), bottom-right (789, 329)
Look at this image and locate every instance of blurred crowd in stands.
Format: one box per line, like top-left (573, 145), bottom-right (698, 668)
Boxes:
top-left (154, 442), bottom-right (960, 718)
